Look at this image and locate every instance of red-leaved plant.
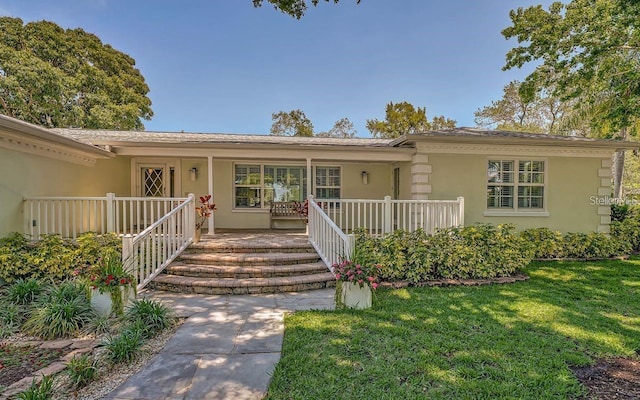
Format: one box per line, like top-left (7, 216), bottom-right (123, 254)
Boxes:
top-left (196, 195), bottom-right (217, 229)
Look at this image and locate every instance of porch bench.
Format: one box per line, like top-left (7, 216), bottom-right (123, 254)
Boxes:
top-left (270, 201), bottom-right (304, 229)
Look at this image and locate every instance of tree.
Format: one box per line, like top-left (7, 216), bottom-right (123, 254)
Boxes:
top-left (474, 80), bottom-right (573, 134)
top-left (252, 0), bottom-right (360, 19)
top-left (0, 17), bottom-right (152, 130)
top-left (366, 101), bottom-right (456, 139)
top-left (270, 109), bottom-right (314, 137)
top-left (502, 0), bottom-right (640, 197)
top-left (316, 117), bottom-right (356, 138)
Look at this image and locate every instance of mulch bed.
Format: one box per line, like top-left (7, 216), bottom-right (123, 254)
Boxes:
top-left (0, 343), bottom-right (66, 389)
top-left (574, 358), bottom-right (640, 399)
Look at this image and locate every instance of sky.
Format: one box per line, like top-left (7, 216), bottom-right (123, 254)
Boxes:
top-left (0, 0), bottom-right (552, 137)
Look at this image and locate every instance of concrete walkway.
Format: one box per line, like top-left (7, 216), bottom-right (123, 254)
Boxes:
top-left (104, 288), bottom-right (335, 400)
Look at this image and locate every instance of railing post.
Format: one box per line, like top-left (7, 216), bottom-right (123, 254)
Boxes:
top-left (457, 196), bottom-right (465, 226)
top-left (187, 193), bottom-right (196, 240)
top-left (122, 234), bottom-right (134, 272)
top-left (106, 193), bottom-right (115, 233)
top-left (307, 195), bottom-right (315, 240)
top-left (346, 233), bottom-right (355, 262)
top-left (383, 195), bottom-right (392, 234)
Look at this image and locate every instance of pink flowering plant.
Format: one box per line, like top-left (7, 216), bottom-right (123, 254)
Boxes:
top-left (332, 260), bottom-right (381, 290)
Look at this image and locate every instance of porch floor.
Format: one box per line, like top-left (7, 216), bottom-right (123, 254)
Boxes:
top-left (202, 229), bottom-right (310, 248)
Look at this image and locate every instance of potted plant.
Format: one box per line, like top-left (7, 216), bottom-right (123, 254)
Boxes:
top-left (87, 254), bottom-right (136, 317)
top-left (332, 260), bottom-right (381, 309)
top-left (195, 194), bottom-right (217, 242)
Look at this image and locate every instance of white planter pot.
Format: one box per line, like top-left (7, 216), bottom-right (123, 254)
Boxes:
top-left (91, 286), bottom-right (136, 317)
top-left (339, 281), bottom-right (372, 309)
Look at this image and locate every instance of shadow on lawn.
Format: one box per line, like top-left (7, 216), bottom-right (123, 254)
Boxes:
top-left (267, 258), bottom-right (640, 399)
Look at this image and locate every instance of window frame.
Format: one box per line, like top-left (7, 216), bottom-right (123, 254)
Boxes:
top-left (484, 157), bottom-right (549, 217)
top-left (314, 166), bottom-right (341, 200)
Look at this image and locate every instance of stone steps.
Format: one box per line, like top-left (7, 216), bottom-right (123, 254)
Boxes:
top-left (150, 272), bottom-right (336, 295)
top-left (149, 232), bottom-right (335, 294)
top-left (164, 261), bottom-right (329, 279)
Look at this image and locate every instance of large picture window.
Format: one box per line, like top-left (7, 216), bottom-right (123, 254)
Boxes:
top-left (233, 164), bottom-right (340, 208)
top-left (487, 160), bottom-right (545, 211)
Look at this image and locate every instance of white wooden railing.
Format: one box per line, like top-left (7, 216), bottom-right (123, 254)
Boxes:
top-left (307, 195), bottom-right (355, 270)
top-left (320, 196), bottom-right (464, 235)
top-left (23, 194), bottom-right (187, 239)
top-left (123, 194), bottom-right (195, 290)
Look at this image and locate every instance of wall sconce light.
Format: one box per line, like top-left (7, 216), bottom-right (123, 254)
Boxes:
top-left (361, 171), bottom-right (369, 185)
top-left (190, 167), bottom-right (198, 181)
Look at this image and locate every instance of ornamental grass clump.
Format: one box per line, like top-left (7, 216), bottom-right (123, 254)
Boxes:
top-left (124, 298), bottom-right (173, 339)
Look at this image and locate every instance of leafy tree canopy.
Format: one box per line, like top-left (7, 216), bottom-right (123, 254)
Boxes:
top-left (0, 17), bottom-right (152, 129)
top-left (366, 101), bottom-right (456, 139)
top-left (270, 109), bottom-right (314, 136)
top-left (316, 117), bottom-right (356, 138)
top-left (502, 0), bottom-right (640, 137)
top-left (252, 0), bottom-right (360, 19)
top-left (475, 80), bottom-right (574, 135)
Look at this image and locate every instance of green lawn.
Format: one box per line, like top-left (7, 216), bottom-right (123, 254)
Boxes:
top-left (266, 258), bottom-right (640, 399)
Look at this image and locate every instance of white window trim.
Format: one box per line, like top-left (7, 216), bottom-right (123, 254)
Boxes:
top-left (130, 157), bottom-right (181, 198)
top-left (232, 162), bottom-right (311, 210)
top-left (314, 166), bottom-right (342, 200)
top-left (484, 157), bottom-right (548, 217)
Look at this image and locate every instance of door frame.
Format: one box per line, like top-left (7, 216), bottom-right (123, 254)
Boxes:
top-left (131, 157), bottom-right (182, 197)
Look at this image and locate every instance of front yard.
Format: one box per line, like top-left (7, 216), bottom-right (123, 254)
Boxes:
top-left (266, 258), bottom-right (640, 399)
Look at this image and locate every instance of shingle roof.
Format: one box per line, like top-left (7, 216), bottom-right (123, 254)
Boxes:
top-left (50, 128), bottom-right (394, 147)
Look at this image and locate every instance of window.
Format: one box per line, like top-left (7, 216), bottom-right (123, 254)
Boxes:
top-left (235, 165), bottom-right (261, 208)
top-left (487, 160), bottom-right (545, 210)
top-left (264, 166), bottom-right (307, 204)
top-left (234, 164), bottom-right (308, 208)
top-left (315, 167), bottom-right (341, 199)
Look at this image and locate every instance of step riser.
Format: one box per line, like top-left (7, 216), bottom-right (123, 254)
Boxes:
top-left (186, 247), bottom-right (315, 254)
top-left (148, 280), bottom-right (335, 295)
top-left (178, 256), bottom-right (320, 267)
top-left (164, 267), bottom-right (329, 279)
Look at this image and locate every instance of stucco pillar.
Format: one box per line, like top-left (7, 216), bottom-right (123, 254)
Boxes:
top-left (207, 155), bottom-right (214, 234)
top-left (411, 143), bottom-right (432, 200)
top-left (597, 157), bottom-right (613, 233)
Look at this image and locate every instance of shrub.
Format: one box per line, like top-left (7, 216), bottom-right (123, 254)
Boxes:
top-left (353, 224), bottom-right (533, 283)
top-left (0, 233), bottom-right (30, 283)
top-left (612, 217), bottom-right (640, 253)
top-left (7, 278), bottom-right (44, 305)
top-left (0, 232), bottom-right (121, 283)
top-left (124, 299), bottom-right (173, 338)
top-left (520, 228), bottom-right (564, 259)
top-left (16, 375), bottom-right (55, 400)
top-left (66, 354), bottom-right (98, 388)
top-left (561, 232), bottom-right (626, 259)
top-left (23, 281), bottom-right (95, 339)
top-left (73, 232), bottom-right (121, 269)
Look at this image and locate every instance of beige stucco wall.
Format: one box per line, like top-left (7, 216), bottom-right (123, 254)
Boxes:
top-left (211, 160), bottom-right (393, 229)
top-left (427, 153), bottom-right (604, 232)
top-left (0, 147), bottom-right (131, 237)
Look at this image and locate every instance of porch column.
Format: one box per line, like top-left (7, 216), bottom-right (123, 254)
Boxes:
top-left (411, 143), bottom-right (432, 200)
top-left (306, 158), bottom-right (312, 199)
top-left (207, 155), bottom-right (214, 234)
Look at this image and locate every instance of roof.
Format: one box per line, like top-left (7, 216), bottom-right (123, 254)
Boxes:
top-left (392, 127), bottom-right (640, 149)
top-left (51, 128), bottom-right (393, 148)
top-left (50, 126), bottom-right (640, 151)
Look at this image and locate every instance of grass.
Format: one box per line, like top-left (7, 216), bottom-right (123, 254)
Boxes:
top-left (266, 258), bottom-right (640, 399)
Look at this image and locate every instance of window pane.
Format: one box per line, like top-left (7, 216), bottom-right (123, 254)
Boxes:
top-left (488, 160), bottom-right (513, 183)
top-left (487, 185), bottom-right (513, 208)
top-left (317, 188), bottom-right (340, 199)
top-left (518, 186), bottom-right (544, 208)
top-left (519, 161), bottom-right (544, 184)
top-left (235, 187), bottom-right (261, 208)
